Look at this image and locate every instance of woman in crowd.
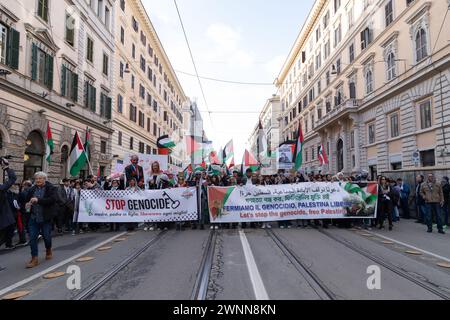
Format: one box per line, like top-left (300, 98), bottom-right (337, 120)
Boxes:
top-left (378, 176), bottom-right (393, 230)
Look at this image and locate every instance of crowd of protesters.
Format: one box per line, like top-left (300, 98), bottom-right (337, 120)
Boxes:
top-left (1, 156), bottom-right (448, 270)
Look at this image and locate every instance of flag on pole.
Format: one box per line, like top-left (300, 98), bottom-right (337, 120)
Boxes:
top-left (69, 132), bottom-right (88, 177)
top-left (318, 144), bottom-right (329, 166)
top-left (183, 164), bottom-right (193, 180)
top-left (194, 161), bottom-right (207, 173)
top-left (84, 127), bottom-right (90, 160)
top-left (223, 139), bottom-right (235, 168)
top-left (185, 135), bottom-right (204, 164)
top-left (241, 149), bottom-right (259, 174)
top-left (293, 123), bottom-right (304, 171)
top-left (209, 150), bottom-right (222, 165)
top-left (45, 122), bottom-right (54, 164)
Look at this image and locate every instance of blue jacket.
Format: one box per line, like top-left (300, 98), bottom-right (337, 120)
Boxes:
top-left (399, 183), bottom-right (410, 200)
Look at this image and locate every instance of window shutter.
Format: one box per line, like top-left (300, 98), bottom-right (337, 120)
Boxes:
top-left (72, 73), bottom-right (78, 102)
top-left (100, 93), bottom-right (105, 117)
top-left (6, 28), bottom-right (20, 69)
top-left (45, 54), bottom-right (54, 89)
top-left (31, 43), bottom-right (38, 80)
top-left (61, 65), bottom-right (67, 96)
top-left (91, 86), bottom-right (97, 112)
top-left (84, 81), bottom-right (89, 108)
top-left (106, 97), bottom-right (112, 120)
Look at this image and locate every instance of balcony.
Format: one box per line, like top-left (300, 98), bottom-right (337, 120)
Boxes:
top-left (315, 99), bottom-right (361, 130)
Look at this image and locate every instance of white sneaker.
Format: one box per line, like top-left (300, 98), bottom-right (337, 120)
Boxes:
top-left (149, 227), bottom-right (154, 231)
top-left (214, 226), bottom-right (219, 230)
top-left (210, 225), bottom-right (214, 230)
top-left (287, 225), bottom-right (292, 229)
top-left (267, 224), bottom-right (272, 229)
top-left (261, 224), bottom-right (266, 229)
top-left (280, 226), bottom-right (285, 229)
top-left (163, 227), bottom-right (168, 231)
top-left (144, 227), bottom-right (148, 231)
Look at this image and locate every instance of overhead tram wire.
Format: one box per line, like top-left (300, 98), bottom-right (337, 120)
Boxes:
top-left (175, 70), bottom-right (276, 86)
top-left (173, 0), bottom-right (213, 126)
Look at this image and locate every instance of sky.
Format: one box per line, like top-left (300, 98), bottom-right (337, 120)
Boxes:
top-left (142, 0), bottom-right (315, 161)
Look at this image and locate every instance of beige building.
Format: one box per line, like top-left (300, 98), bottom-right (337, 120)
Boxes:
top-left (113, 0), bottom-right (187, 170)
top-left (0, 0), bottom-right (116, 183)
top-left (276, 0), bottom-right (450, 180)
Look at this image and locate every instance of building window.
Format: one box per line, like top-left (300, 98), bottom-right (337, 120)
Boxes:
top-left (334, 0), bottom-right (341, 13)
top-left (334, 24), bottom-right (341, 48)
top-left (117, 94), bottom-right (123, 113)
top-left (132, 43), bottom-right (135, 59)
top-left (419, 99), bottom-right (432, 129)
top-left (350, 130), bottom-right (355, 148)
top-left (139, 142), bottom-right (145, 154)
top-left (129, 137), bottom-right (134, 150)
top-left (352, 154), bottom-right (356, 168)
top-left (323, 11), bottom-right (330, 28)
top-left (100, 140), bottom-right (107, 154)
top-left (147, 118), bottom-right (151, 132)
top-left (102, 53), bottom-right (109, 76)
top-left (120, 0), bottom-right (125, 11)
top-left (131, 74), bottom-right (135, 89)
top-left (129, 104), bottom-right (137, 122)
top-left (84, 81), bottom-right (96, 112)
top-left (415, 28), bottom-right (428, 62)
top-left (153, 123), bottom-right (157, 136)
top-left (391, 162), bottom-right (402, 170)
top-left (361, 27), bottom-right (372, 50)
top-left (118, 131), bottom-right (122, 146)
top-left (386, 52), bottom-right (396, 81)
top-left (60, 65), bottom-right (78, 102)
top-left (324, 40), bottom-right (330, 60)
top-left (420, 149), bottom-right (435, 167)
top-left (139, 111), bottom-right (145, 128)
top-left (132, 16), bottom-right (138, 32)
top-left (120, 27), bottom-right (124, 44)
top-left (65, 13), bottom-right (75, 46)
top-left (86, 37), bottom-right (94, 63)
top-left (365, 70), bottom-right (373, 94)
top-left (100, 93), bottom-right (112, 119)
top-left (385, 0), bottom-right (394, 27)
top-left (368, 123), bottom-right (375, 144)
top-left (349, 43), bottom-right (355, 63)
top-left (140, 55), bottom-right (145, 71)
top-left (31, 44), bottom-right (54, 89)
top-left (139, 84), bottom-right (145, 99)
top-left (37, 0), bottom-right (49, 22)
top-left (390, 112), bottom-right (400, 138)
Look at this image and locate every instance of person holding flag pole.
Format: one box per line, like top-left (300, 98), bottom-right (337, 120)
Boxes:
top-left (83, 127), bottom-right (94, 177)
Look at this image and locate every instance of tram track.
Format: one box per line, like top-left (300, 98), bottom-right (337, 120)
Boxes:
top-left (319, 229), bottom-right (450, 300)
top-left (191, 230), bottom-right (217, 300)
top-left (73, 231), bottom-right (168, 300)
top-left (266, 229), bottom-right (338, 300)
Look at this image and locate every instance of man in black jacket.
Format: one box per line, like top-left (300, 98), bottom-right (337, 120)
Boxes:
top-left (25, 171), bottom-right (57, 268)
top-left (0, 159), bottom-right (17, 253)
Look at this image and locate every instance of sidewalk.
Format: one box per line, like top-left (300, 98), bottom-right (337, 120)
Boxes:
top-left (371, 219), bottom-right (450, 260)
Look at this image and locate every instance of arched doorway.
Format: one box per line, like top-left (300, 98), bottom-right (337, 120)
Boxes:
top-left (61, 145), bottom-right (69, 179)
top-left (337, 138), bottom-right (344, 173)
top-left (24, 131), bottom-right (45, 181)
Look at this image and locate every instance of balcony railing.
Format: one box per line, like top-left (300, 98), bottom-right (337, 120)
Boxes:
top-left (315, 99), bottom-right (361, 128)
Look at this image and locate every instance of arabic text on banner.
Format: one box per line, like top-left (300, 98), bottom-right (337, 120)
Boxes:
top-left (207, 182), bottom-right (378, 223)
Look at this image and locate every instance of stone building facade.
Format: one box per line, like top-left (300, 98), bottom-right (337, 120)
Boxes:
top-left (0, 0), bottom-right (116, 184)
top-left (276, 0), bottom-right (450, 181)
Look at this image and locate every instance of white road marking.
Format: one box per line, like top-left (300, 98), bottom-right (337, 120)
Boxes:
top-left (0, 232), bottom-right (127, 297)
top-left (366, 231), bottom-right (450, 263)
top-left (238, 230), bottom-right (269, 300)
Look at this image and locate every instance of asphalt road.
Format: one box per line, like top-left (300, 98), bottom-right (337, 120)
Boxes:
top-left (0, 220), bottom-right (449, 300)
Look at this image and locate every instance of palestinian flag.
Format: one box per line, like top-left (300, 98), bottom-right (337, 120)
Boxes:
top-left (183, 164), bottom-right (193, 180)
top-left (208, 164), bottom-right (222, 176)
top-left (241, 149), bottom-right (259, 174)
top-left (84, 128), bottom-right (90, 159)
top-left (293, 123), bottom-right (304, 171)
top-left (223, 139), bottom-right (234, 168)
top-left (157, 135), bottom-right (175, 155)
top-left (69, 132), bottom-right (88, 177)
top-left (208, 186), bottom-right (235, 220)
top-left (194, 161), bottom-right (207, 173)
top-left (318, 144), bottom-right (329, 166)
top-left (45, 122), bottom-right (54, 164)
top-left (185, 135), bottom-right (204, 164)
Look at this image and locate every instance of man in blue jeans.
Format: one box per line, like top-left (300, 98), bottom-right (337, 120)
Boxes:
top-left (420, 173), bottom-right (445, 234)
top-left (24, 171), bottom-right (57, 268)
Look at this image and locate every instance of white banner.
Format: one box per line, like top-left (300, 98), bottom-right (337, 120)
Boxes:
top-left (208, 182), bottom-right (378, 223)
top-left (78, 188), bottom-right (198, 222)
top-left (277, 144), bottom-right (294, 170)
